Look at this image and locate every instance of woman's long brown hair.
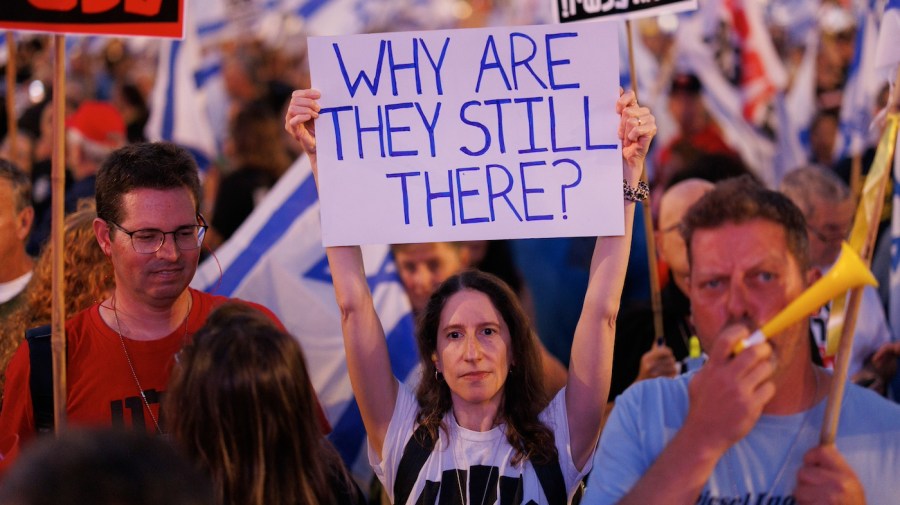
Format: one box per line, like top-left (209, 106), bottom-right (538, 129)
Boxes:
top-left (165, 303), bottom-right (355, 505)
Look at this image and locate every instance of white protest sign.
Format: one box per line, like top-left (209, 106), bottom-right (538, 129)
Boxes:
top-left (554, 0), bottom-right (698, 23)
top-left (309, 22), bottom-right (622, 246)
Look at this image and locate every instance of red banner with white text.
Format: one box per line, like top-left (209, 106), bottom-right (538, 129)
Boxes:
top-left (0, 0), bottom-right (183, 39)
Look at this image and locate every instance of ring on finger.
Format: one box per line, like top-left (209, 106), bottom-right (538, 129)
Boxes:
top-left (637, 117), bottom-right (643, 126)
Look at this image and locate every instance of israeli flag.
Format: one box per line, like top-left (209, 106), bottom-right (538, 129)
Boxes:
top-left (674, 0), bottom-right (786, 185)
top-left (883, 0), bottom-right (900, 345)
top-left (889, 118), bottom-right (900, 406)
top-left (144, 1), bottom-right (220, 171)
top-left (875, 0), bottom-right (900, 85)
top-left (781, 28), bottom-right (818, 172)
top-left (837, 0), bottom-right (881, 161)
top-left (191, 155), bottom-right (419, 481)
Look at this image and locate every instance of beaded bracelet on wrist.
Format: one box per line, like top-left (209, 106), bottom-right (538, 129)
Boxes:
top-left (623, 179), bottom-right (650, 202)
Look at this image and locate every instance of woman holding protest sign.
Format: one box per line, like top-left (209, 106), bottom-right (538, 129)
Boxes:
top-left (285, 87), bottom-right (655, 504)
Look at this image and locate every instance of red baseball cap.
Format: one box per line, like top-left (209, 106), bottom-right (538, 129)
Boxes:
top-left (66, 101), bottom-right (126, 147)
top-left (670, 72), bottom-right (702, 95)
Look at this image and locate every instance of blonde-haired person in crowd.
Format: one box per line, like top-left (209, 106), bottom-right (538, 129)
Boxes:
top-left (0, 202), bottom-right (114, 406)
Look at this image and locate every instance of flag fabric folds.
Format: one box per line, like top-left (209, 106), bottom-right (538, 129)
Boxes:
top-left (837, 0), bottom-right (881, 161)
top-left (880, 0), bottom-right (900, 346)
top-left (875, 0), bottom-right (900, 85)
top-left (722, 0), bottom-right (787, 127)
top-left (144, 2), bottom-right (219, 171)
top-left (891, 116), bottom-right (900, 345)
top-left (674, 0), bottom-right (787, 185)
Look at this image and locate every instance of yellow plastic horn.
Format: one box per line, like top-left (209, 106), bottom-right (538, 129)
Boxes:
top-left (733, 242), bottom-right (878, 353)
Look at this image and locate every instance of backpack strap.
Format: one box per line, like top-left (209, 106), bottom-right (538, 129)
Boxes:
top-left (394, 424), bottom-right (436, 505)
top-left (25, 324), bottom-right (54, 434)
top-left (532, 455), bottom-right (568, 505)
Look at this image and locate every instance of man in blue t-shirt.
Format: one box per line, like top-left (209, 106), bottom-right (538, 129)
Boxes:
top-left (585, 177), bottom-right (900, 505)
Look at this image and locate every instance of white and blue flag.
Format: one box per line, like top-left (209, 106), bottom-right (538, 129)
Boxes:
top-left (883, 0), bottom-right (900, 345)
top-left (144, 1), bottom-right (221, 171)
top-left (875, 0), bottom-right (900, 86)
top-left (674, 0), bottom-right (788, 185)
top-left (191, 155), bottom-right (419, 480)
top-left (837, 0), bottom-right (881, 161)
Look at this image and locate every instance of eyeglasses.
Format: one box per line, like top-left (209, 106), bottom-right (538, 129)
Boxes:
top-left (658, 222), bottom-right (683, 235)
top-left (806, 222), bottom-right (849, 244)
top-left (108, 215), bottom-right (208, 254)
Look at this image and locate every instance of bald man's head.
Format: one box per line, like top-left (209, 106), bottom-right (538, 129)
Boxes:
top-left (657, 179), bottom-right (714, 293)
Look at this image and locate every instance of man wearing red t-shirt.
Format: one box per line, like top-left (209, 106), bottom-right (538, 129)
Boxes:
top-left (0, 142), bottom-right (326, 472)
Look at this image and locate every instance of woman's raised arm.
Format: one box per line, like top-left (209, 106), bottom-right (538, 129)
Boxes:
top-left (565, 90), bottom-right (656, 470)
top-left (286, 89), bottom-right (398, 456)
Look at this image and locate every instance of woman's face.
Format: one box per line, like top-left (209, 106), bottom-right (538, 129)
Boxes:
top-left (432, 289), bottom-right (513, 413)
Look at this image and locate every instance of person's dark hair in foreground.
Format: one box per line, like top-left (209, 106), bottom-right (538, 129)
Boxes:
top-left (165, 302), bottom-right (363, 505)
top-left (0, 428), bottom-right (213, 505)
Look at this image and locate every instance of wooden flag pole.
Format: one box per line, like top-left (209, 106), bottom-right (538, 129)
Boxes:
top-left (5, 33), bottom-right (16, 162)
top-left (50, 34), bottom-right (67, 434)
top-left (820, 110), bottom-right (898, 445)
top-left (849, 153), bottom-right (862, 201)
top-left (625, 19), bottom-right (665, 343)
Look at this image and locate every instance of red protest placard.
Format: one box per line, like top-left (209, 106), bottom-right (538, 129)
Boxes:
top-left (0, 0), bottom-right (184, 39)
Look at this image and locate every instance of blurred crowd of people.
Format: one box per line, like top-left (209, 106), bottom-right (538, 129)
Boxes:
top-left (0, 0), bottom-right (898, 503)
